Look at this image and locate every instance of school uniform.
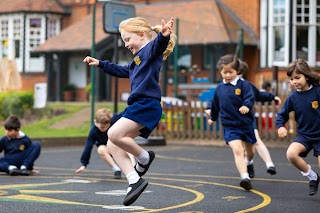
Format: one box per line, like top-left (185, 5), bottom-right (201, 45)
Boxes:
top-left (210, 77), bottom-right (256, 144)
top-left (276, 85), bottom-right (320, 157)
top-left (80, 113), bottom-right (122, 167)
top-left (0, 131), bottom-right (41, 173)
top-left (98, 32), bottom-right (170, 139)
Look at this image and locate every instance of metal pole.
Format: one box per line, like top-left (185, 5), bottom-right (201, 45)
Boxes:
top-left (113, 34), bottom-right (119, 113)
top-left (90, 2), bottom-right (96, 126)
top-left (173, 18), bottom-right (179, 98)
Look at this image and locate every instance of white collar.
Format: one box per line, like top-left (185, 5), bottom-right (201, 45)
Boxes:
top-left (297, 84), bottom-right (313, 92)
top-left (223, 76), bottom-right (240, 86)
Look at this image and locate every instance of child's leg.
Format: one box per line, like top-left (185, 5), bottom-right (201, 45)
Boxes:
top-left (229, 140), bottom-right (248, 176)
top-left (286, 142), bottom-right (310, 172)
top-left (254, 129), bottom-right (275, 169)
top-left (22, 141), bottom-right (41, 170)
top-left (108, 117), bottom-right (145, 156)
top-left (229, 140), bottom-right (252, 190)
top-left (97, 145), bottom-right (120, 171)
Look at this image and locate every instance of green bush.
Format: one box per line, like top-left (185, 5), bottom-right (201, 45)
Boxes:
top-left (0, 91), bottom-right (34, 118)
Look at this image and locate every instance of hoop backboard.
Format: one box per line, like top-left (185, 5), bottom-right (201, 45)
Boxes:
top-left (103, 2), bottom-right (135, 34)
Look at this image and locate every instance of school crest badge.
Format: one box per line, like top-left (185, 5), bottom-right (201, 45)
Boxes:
top-left (19, 145), bottom-right (25, 151)
top-left (134, 56), bottom-right (141, 66)
top-left (235, 88), bottom-right (241, 95)
top-left (312, 101), bottom-right (318, 109)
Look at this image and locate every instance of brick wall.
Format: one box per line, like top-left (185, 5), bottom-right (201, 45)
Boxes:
top-left (221, 0), bottom-right (260, 36)
top-left (20, 73), bottom-right (47, 91)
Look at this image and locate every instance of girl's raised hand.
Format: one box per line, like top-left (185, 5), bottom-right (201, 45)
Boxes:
top-left (161, 17), bottom-right (173, 37)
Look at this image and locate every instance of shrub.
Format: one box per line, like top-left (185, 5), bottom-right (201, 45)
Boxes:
top-left (0, 91), bottom-right (34, 119)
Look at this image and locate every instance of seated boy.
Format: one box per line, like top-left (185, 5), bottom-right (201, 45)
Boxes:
top-left (75, 108), bottom-right (135, 179)
top-left (0, 115), bottom-right (41, 176)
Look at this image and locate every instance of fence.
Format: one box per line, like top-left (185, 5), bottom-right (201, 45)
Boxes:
top-left (151, 99), bottom-right (296, 143)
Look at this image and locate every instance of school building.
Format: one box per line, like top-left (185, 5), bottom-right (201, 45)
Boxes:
top-left (0, 0), bottom-right (319, 102)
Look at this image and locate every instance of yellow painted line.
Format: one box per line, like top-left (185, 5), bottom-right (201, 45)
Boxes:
top-left (19, 190), bottom-right (84, 194)
top-left (2, 194), bottom-right (98, 206)
top-left (134, 182), bottom-right (204, 213)
top-left (0, 182), bottom-right (70, 190)
top-left (146, 177), bottom-right (271, 213)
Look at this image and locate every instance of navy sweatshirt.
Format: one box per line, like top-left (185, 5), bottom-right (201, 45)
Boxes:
top-left (98, 33), bottom-right (170, 105)
top-left (80, 113), bottom-right (121, 167)
top-left (276, 85), bottom-right (320, 140)
top-left (0, 132), bottom-right (32, 156)
top-left (210, 78), bottom-right (255, 128)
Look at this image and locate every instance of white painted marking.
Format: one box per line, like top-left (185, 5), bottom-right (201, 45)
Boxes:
top-left (102, 205), bottom-right (145, 210)
top-left (96, 190), bottom-right (152, 196)
top-left (63, 179), bottom-right (97, 183)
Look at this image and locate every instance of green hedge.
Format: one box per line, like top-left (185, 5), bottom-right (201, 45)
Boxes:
top-left (0, 90), bottom-right (34, 119)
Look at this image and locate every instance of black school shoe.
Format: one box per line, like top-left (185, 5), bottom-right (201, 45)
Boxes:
top-left (134, 151), bottom-right (155, 177)
top-left (123, 178), bottom-right (148, 206)
top-left (114, 171), bottom-right (122, 179)
top-left (9, 168), bottom-right (19, 176)
top-left (309, 174), bottom-right (320, 196)
top-left (247, 164), bottom-right (255, 178)
top-left (20, 168), bottom-right (30, 176)
top-left (240, 178), bottom-right (252, 191)
top-left (267, 166), bottom-right (277, 175)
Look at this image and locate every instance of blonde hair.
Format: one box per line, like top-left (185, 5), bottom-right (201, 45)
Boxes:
top-left (94, 108), bottom-right (112, 125)
top-left (119, 17), bottom-right (176, 60)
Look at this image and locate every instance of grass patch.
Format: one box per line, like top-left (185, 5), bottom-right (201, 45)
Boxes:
top-left (23, 102), bottom-right (127, 138)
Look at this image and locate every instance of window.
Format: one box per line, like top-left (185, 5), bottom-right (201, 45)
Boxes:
top-left (13, 18), bottom-right (21, 58)
top-left (29, 18), bottom-right (42, 50)
top-left (260, 0), bottom-right (320, 67)
top-left (47, 18), bottom-right (60, 38)
top-left (1, 19), bottom-right (8, 58)
top-left (272, 0), bottom-right (286, 63)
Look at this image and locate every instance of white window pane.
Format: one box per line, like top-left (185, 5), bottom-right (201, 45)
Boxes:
top-left (296, 26), bottom-right (308, 60)
top-left (273, 26), bottom-right (285, 61)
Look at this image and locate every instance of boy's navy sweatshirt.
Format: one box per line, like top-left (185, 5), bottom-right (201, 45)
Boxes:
top-left (98, 33), bottom-right (170, 105)
top-left (0, 133), bottom-right (32, 156)
top-left (210, 78), bottom-right (255, 128)
top-left (80, 113), bottom-right (121, 167)
top-left (276, 85), bottom-right (320, 140)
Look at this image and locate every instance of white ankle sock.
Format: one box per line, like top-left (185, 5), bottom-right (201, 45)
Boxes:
top-left (126, 171), bottom-right (140, 185)
top-left (8, 165), bottom-right (17, 171)
top-left (245, 157), bottom-right (253, 165)
top-left (137, 150), bottom-right (150, 165)
top-left (241, 173), bottom-right (250, 180)
top-left (20, 165), bottom-right (27, 170)
top-left (301, 165), bottom-right (318, 181)
top-left (266, 162), bottom-right (275, 168)
top-left (136, 150), bottom-right (150, 173)
top-left (111, 165), bottom-right (121, 172)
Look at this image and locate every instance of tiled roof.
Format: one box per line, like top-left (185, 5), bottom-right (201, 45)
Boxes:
top-left (0, 0), bottom-right (68, 14)
top-left (34, 0), bottom-right (256, 53)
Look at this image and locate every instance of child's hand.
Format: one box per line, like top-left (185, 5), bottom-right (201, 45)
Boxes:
top-left (204, 109), bottom-right (211, 116)
top-left (278, 127), bottom-right (287, 138)
top-left (274, 96), bottom-right (281, 105)
top-left (75, 166), bottom-right (85, 174)
top-left (208, 119), bottom-right (213, 125)
top-left (239, 106), bottom-right (249, 114)
top-left (161, 17), bottom-right (173, 37)
top-left (83, 56), bottom-right (99, 66)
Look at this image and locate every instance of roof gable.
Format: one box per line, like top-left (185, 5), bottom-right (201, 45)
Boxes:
top-left (34, 0), bottom-right (256, 53)
top-left (0, 0), bottom-right (68, 14)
